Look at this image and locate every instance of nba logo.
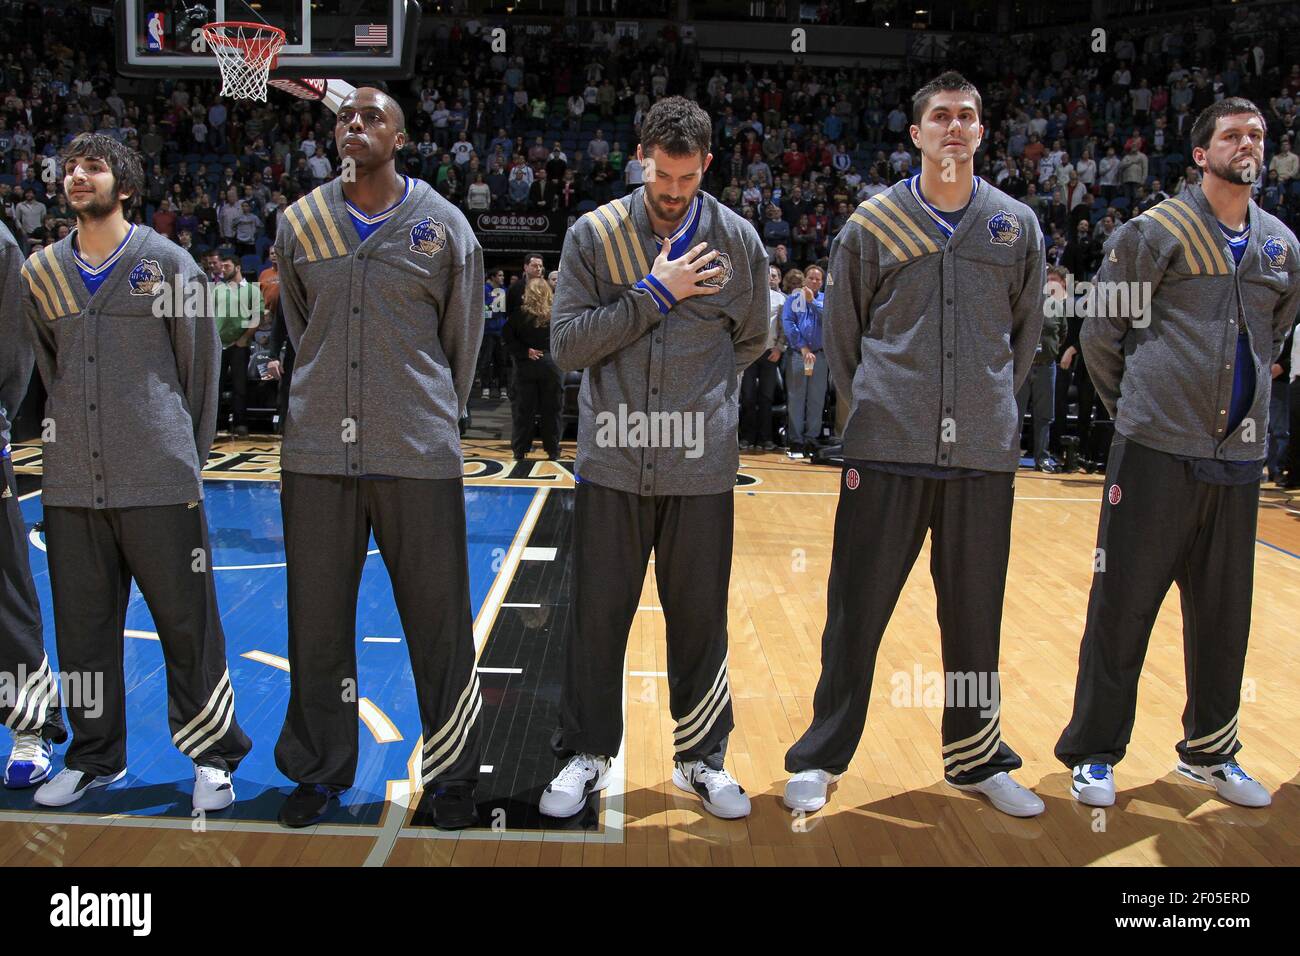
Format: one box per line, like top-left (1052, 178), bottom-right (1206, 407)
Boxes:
top-left (146, 12), bottom-right (165, 52)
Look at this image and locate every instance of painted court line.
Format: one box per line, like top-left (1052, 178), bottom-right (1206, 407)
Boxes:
top-left (520, 546), bottom-right (557, 561)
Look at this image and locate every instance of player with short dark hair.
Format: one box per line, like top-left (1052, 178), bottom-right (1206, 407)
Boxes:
top-left (783, 74), bottom-right (1048, 818)
top-left (20, 132), bottom-right (251, 811)
top-left (273, 87), bottom-right (486, 830)
top-left (1056, 99), bottom-right (1300, 809)
top-left (540, 96), bottom-right (769, 820)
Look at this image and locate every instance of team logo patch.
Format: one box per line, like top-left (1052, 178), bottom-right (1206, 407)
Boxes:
top-left (700, 251), bottom-right (733, 289)
top-left (127, 259), bottom-right (165, 296)
top-left (409, 217), bottom-right (447, 258)
top-left (845, 467), bottom-right (860, 490)
top-left (1263, 236), bottom-right (1288, 269)
top-left (1108, 248), bottom-right (1118, 263)
top-left (1108, 484), bottom-right (1122, 506)
top-left (987, 210), bottom-right (1022, 246)
top-left (825, 271), bottom-right (834, 287)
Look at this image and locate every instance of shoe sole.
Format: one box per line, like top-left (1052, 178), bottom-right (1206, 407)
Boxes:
top-left (278, 794), bottom-right (339, 829)
top-left (538, 767), bottom-right (611, 819)
top-left (194, 788), bottom-right (236, 812)
top-left (4, 763), bottom-right (51, 789)
top-left (1070, 783), bottom-right (1116, 808)
top-left (34, 768), bottom-right (127, 807)
top-left (781, 773), bottom-right (842, 813)
top-left (671, 767), bottom-right (751, 819)
top-left (1175, 763), bottom-right (1271, 808)
top-left (947, 780), bottom-right (1045, 817)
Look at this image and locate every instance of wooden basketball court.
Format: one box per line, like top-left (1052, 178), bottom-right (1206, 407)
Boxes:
top-left (1, 436), bottom-right (1297, 867)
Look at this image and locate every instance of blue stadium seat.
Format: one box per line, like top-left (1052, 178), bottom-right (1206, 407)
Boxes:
top-left (241, 254), bottom-right (262, 276)
top-left (1111, 196), bottom-right (1130, 210)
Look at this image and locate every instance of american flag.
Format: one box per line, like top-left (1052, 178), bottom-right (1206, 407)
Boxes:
top-left (354, 23), bottom-right (389, 46)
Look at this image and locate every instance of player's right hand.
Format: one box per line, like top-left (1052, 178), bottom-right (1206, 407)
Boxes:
top-left (650, 238), bottom-right (723, 303)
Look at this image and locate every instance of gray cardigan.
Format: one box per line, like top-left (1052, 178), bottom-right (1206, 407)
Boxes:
top-left (550, 188), bottom-right (770, 496)
top-left (824, 178), bottom-right (1046, 472)
top-left (1082, 185), bottom-right (1300, 460)
top-left (0, 222), bottom-right (31, 453)
top-left (275, 176), bottom-right (485, 479)
top-left (21, 226), bottom-right (219, 508)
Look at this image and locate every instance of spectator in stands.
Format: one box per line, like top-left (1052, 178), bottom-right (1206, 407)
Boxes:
top-left (781, 265), bottom-right (828, 460)
top-left (762, 204), bottom-right (791, 254)
top-left (151, 197), bottom-right (177, 239)
top-left (504, 277), bottom-right (562, 461)
top-left (1020, 266), bottom-right (1070, 473)
top-left (213, 251), bottom-right (263, 437)
top-left (739, 263), bottom-right (787, 452)
top-left (14, 188), bottom-right (43, 236)
top-left (1270, 136), bottom-right (1298, 182)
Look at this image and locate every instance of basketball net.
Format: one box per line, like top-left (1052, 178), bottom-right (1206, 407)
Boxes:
top-left (202, 21), bottom-right (286, 102)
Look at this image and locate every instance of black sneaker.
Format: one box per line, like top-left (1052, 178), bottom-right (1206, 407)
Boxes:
top-left (278, 783), bottom-right (341, 828)
top-left (429, 781), bottom-right (479, 830)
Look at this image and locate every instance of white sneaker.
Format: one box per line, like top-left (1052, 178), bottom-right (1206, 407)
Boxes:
top-left (4, 732), bottom-right (53, 789)
top-left (783, 769), bottom-right (842, 812)
top-left (193, 764), bottom-right (236, 811)
top-left (539, 753), bottom-right (611, 818)
top-left (673, 760), bottom-right (751, 819)
top-left (34, 766), bottom-right (127, 807)
top-left (1071, 763), bottom-right (1116, 807)
top-left (1176, 760), bottom-right (1271, 808)
top-left (481, 387), bottom-right (490, 399)
top-left (948, 771), bottom-right (1045, 817)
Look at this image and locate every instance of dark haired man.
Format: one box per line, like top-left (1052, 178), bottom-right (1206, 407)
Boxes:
top-left (783, 72), bottom-right (1048, 817)
top-left (1057, 98), bottom-right (1300, 808)
top-left (0, 217), bottom-right (65, 789)
top-left (273, 88), bottom-right (486, 829)
top-left (20, 132), bottom-right (251, 811)
top-left (541, 95), bottom-right (769, 820)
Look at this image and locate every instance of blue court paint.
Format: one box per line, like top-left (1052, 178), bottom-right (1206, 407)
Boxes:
top-left (0, 480), bottom-right (536, 824)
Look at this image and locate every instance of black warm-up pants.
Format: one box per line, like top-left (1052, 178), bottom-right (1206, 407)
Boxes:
top-left (42, 499), bottom-right (250, 776)
top-left (552, 480), bottom-right (734, 767)
top-left (785, 463), bottom-right (1024, 785)
top-left (1056, 437), bottom-right (1258, 769)
top-left (275, 472), bottom-right (482, 790)
top-left (0, 457), bottom-right (64, 742)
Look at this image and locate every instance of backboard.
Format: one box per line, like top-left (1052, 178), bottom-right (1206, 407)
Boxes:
top-left (114, 0), bottom-right (420, 81)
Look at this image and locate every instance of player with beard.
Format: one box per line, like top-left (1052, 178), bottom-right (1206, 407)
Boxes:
top-left (1057, 99), bottom-right (1300, 808)
top-left (782, 73), bottom-right (1048, 818)
top-left (20, 132), bottom-right (250, 811)
top-left (272, 88), bottom-right (486, 829)
top-left (540, 96), bottom-right (769, 820)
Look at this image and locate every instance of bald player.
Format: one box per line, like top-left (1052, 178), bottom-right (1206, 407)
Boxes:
top-left (273, 88), bottom-right (486, 829)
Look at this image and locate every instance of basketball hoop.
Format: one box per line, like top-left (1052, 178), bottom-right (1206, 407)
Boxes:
top-left (202, 21), bottom-right (286, 102)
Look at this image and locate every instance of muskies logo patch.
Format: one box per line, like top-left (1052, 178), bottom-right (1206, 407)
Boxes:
top-left (700, 251), bottom-right (733, 289)
top-left (987, 211), bottom-right (1022, 246)
top-left (1263, 236), bottom-right (1288, 269)
top-left (127, 259), bottom-right (164, 296)
top-left (409, 217), bottom-right (447, 258)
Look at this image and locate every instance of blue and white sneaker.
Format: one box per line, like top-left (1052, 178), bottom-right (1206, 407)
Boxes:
top-left (34, 766), bottom-right (128, 807)
top-left (1176, 760), bottom-right (1271, 808)
top-left (673, 760), bottom-right (751, 819)
top-left (1071, 763), bottom-right (1116, 807)
top-left (4, 732), bottom-right (53, 789)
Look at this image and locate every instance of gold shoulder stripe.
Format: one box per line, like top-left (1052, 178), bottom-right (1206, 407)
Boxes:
top-left (849, 210), bottom-right (908, 262)
top-left (307, 188), bottom-right (347, 258)
top-left (869, 193), bottom-right (941, 255)
top-left (594, 203), bottom-right (638, 286)
top-left (20, 258), bottom-right (57, 321)
top-left (26, 248), bottom-right (72, 319)
top-left (42, 246), bottom-right (78, 316)
top-left (1145, 206), bottom-right (1206, 275)
top-left (295, 194), bottom-right (336, 262)
top-left (1164, 198), bottom-right (1230, 275)
top-left (284, 203), bottom-right (320, 262)
top-left (582, 209), bottom-right (625, 285)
